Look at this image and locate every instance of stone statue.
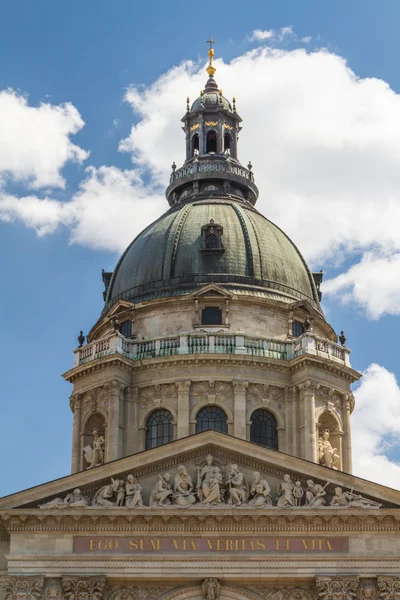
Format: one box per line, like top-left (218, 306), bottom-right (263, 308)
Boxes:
top-left (276, 474), bottom-right (295, 507)
top-left (330, 487), bottom-right (382, 509)
top-left (92, 478), bottom-right (120, 507)
top-left (293, 481), bottom-right (304, 506)
top-left (318, 430), bottom-right (340, 469)
top-left (248, 471), bottom-right (272, 507)
top-left (149, 473), bottom-right (173, 507)
top-left (202, 578), bottom-right (220, 600)
top-left (197, 455), bottom-right (224, 505)
top-left (226, 464), bottom-right (249, 506)
top-left (173, 465), bottom-right (196, 506)
top-left (116, 480), bottom-right (126, 507)
top-left (125, 475), bottom-right (143, 508)
top-left (304, 480), bottom-right (327, 507)
top-left (83, 429), bottom-right (105, 469)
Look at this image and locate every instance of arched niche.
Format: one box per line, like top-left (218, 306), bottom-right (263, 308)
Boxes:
top-left (206, 130), bottom-right (217, 153)
top-left (191, 133), bottom-right (199, 155)
top-left (223, 132), bottom-right (231, 152)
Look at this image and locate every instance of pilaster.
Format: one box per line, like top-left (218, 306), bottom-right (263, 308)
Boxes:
top-left (299, 381), bottom-right (318, 463)
top-left (70, 393), bottom-right (82, 474)
top-left (342, 394), bottom-right (353, 473)
top-left (106, 381), bottom-right (123, 462)
top-left (124, 386), bottom-right (138, 456)
top-left (176, 381), bottom-right (191, 439)
top-left (233, 380), bottom-right (248, 439)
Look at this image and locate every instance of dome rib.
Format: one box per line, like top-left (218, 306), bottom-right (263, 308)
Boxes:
top-left (169, 203), bottom-right (193, 278)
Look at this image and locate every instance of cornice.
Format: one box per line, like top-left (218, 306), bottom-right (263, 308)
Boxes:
top-left (1, 509), bottom-right (400, 534)
top-left (64, 352), bottom-right (360, 385)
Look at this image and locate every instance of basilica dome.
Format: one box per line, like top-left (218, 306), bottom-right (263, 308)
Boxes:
top-left (103, 198), bottom-right (321, 313)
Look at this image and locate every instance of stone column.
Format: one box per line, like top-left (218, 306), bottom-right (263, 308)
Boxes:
top-left (70, 392), bottom-right (82, 474)
top-left (300, 381), bottom-right (318, 463)
top-left (233, 381), bottom-right (248, 439)
top-left (106, 381), bottom-right (122, 462)
top-left (341, 394), bottom-right (353, 473)
top-left (124, 386), bottom-right (139, 456)
top-left (176, 381), bottom-right (191, 439)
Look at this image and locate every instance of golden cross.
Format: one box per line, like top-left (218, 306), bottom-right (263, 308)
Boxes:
top-left (206, 36), bottom-right (216, 51)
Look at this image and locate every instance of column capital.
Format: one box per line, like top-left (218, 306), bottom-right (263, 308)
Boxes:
top-left (107, 380), bottom-right (126, 397)
top-left (0, 576), bottom-right (45, 600)
top-left (61, 577), bottom-right (106, 600)
top-left (316, 576), bottom-right (360, 600)
top-left (69, 392), bottom-right (82, 412)
top-left (176, 380), bottom-right (191, 393)
top-left (378, 577), bottom-right (400, 600)
top-left (232, 380), bottom-right (249, 393)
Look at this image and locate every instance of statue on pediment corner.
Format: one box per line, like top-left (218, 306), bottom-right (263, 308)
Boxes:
top-left (173, 465), bottom-right (196, 506)
top-left (226, 463), bottom-right (249, 506)
top-left (149, 473), bottom-right (173, 507)
top-left (39, 488), bottom-right (88, 509)
top-left (249, 471), bottom-right (272, 507)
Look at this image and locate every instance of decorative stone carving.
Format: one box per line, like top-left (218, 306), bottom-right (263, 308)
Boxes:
top-left (316, 577), bottom-right (359, 600)
top-left (83, 429), bottom-right (105, 469)
top-left (318, 429), bottom-right (340, 469)
top-left (249, 471), bottom-right (272, 507)
top-left (305, 480), bottom-right (327, 507)
top-left (276, 474), bottom-right (295, 507)
top-left (125, 474), bottom-right (143, 507)
top-left (197, 454), bottom-right (224, 505)
top-left (202, 579), bottom-right (220, 600)
top-left (285, 591), bottom-right (314, 600)
top-left (377, 578), bottom-right (400, 600)
top-left (39, 488), bottom-right (88, 509)
top-left (293, 481), bottom-right (304, 506)
top-left (149, 473), bottom-right (173, 507)
top-left (359, 584), bottom-right (376, 600)
top-left (330, 487), bottom-right (382, 508)
top-left (92, 478), bottom-right (121, 507)
top-left (61, 578), bottom-right (106, 600)
top-left (0, 577), bottom-right (44, 600)
top-left (227, 463), bottom-right (249, 506)
top-left (173, 465), bottom-right (196, 506)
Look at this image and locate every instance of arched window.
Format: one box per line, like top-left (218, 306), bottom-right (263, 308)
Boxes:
top-left (145, 409), bottom-right (173, 450)
top-left (192, 133), bottom-right (199, 155)
top-left (206, 130), bottom-right (217, 153)
top-left (224, 133), bottom-right (231, 152)
top-left (196, 406), bottom-right (228, 434)
top-left (250, 409), bottom-right (278, 449)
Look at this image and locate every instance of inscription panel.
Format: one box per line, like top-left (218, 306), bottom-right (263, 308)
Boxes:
top-left (73, 536), bottom-right (349, 554)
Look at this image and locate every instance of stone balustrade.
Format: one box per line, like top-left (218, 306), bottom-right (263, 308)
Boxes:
top-left (74, 331), bottom-right (351, 368)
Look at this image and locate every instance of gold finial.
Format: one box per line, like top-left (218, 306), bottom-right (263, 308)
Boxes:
top-left (206, 36), bottom-right (216, 77)
top-left (232, 96), bottom-right (236, 112)
top-left (186, 96), bottom-right (190, 112)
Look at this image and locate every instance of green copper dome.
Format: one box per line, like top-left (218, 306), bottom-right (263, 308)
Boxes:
top-left (103, 198), bottom-right (321, 312)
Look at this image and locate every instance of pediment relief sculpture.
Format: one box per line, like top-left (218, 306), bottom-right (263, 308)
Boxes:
top-left (37, 454), bottom-right (383, 510)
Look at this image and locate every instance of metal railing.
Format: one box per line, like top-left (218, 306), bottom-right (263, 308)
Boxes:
top-left (170, 159), bottom-right (255, 184)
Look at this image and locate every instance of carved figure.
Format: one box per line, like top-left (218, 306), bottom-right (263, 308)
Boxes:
top-left (318, 430), bottom-right (340, 469)
top-left (202, 578), bottom-right (220, 600)
top-left (276, 474), bottom-right (295, 507)
top-left (83, 429), bottom-right (105, 469)
top-left (116, 480), bottom-right (126, 507)
top-left (92, 478), bottom-right (120, 507)
top-left (149, 473), bottom-right (173, 507)
top-left (360, 586), bottom-right (376, 600)
top-left (330, 487), bottom-right (382, 509)
top-left (197, 455), bottom-right (224, 505)
top-left (226, 464), bottom-right (249, 506)
top-left (173, 465), bottom-right (196, 506)
top-left (249, 471), bottom-right (272, 507)
top-left (305, 480), bottom-right (327, 507)
top-left (293, 481), bottom-right (304, 506)
top-left (39, 488), bottom-right (88, 509)
top-left (125, 475), bottom-right (143, 508)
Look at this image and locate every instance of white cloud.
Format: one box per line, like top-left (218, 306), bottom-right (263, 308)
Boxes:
top-left (323, 251), bottom-right (400, 319)
top-left (249, 29), bottom-right (275, 42)
top-left (352, 363), bottom-right (400, 489)
top-left (301, 36), bottom-right (312, 44)
top-left (3, 46), bottom-right (400, 316)
top-left (0, 90), bottom-right (88, 188)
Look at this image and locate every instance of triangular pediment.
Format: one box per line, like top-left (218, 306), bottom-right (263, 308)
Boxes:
top-left (190, 284), bottom-right (234, 299)
top-left (1, 432), bottom-right (399, 513)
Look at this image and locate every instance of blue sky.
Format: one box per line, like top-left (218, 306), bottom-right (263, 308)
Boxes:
top-left (1, 0), bottom-right (400, 496)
